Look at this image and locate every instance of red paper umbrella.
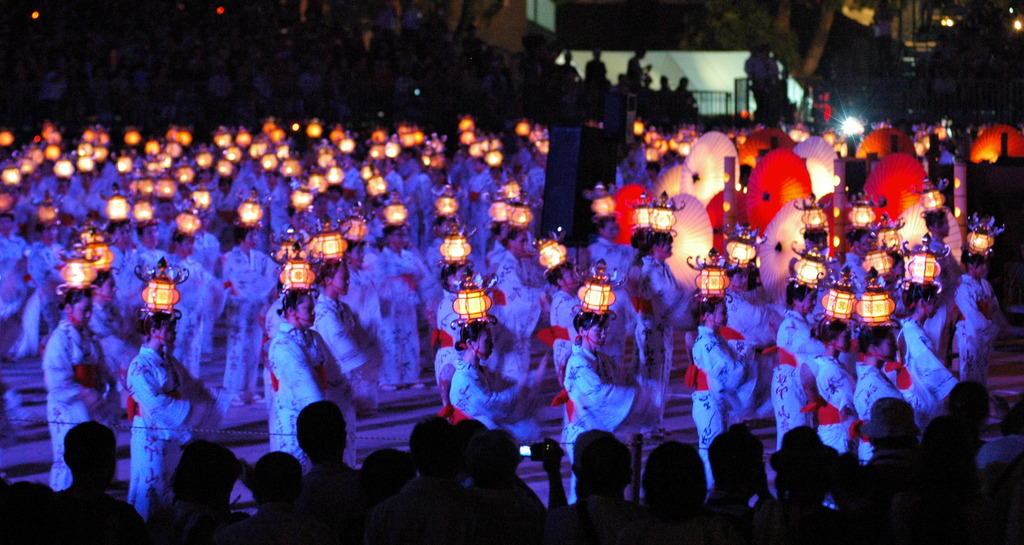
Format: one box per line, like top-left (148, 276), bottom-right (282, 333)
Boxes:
top-left (855, 128), bottom-right (914, 158)
top-left (738, 128), bottom-right (795, 167)
top-left (745, 149), bottom-right (812, 231)
top-left (614, 183), bottom-right (647, 245)
top-left (970, 125), bottom-right (1024, 163)
top-left (863, 152), bottom-right (926, 220)
top-left (706, 191), bottom-right (748, 252)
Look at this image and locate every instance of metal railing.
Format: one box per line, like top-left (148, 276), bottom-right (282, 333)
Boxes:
top-left (692, 91), bottom-right (733, 117)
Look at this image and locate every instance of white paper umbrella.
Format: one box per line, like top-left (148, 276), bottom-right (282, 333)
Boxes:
top-left (793, 136), bottom-right (837, 198)
top-left (758, 200), bottom-right (806, 302)
top-left (666, 193), bottom-right (715, 295)
top-left (898, 202), bottom-right (963, 261)
top-left (651, 162), bottom-right (690, 199)
top-left (655, 131), bottom-right (737, 206)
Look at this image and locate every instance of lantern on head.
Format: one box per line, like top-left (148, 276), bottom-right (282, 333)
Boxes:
top-left (647, 192), bottom-right (679, 233)
top-left (821, 267), bottom-right (858, 322)
top-left (915, 179), bottom-right (948, 212)
top-left (488, 198), bottom-right (509, 224)
top-left (136, 257), bottom-right (189, 315)
top-left (277, 243), bottom-right (317, 291)
top-left (434, 185), bottom-right (459, 217)
top-left (36, 192), bottom-right (58, 225)
top-left (796, 196), bottom-right (828, 233)
top-left (340, 211), bottom-right (370, 243)
top-left (847, 194), bottom-right (877, 229)
top-left (2, 163), bottom-right (21, 186)
top-left (175, 209), bottom-right (202, 236)
top-left (382, 192), bottom-right (409, 227)
top-left (584, 183), bottom-right (616, 218)
top-left (216, 159), bottom-right (235, 178)
top-left (290, 184), bottom-right (314, 211)
top-left (792, 246), bottom-right (830, 288)
top-left (308, 220), bottom-right (348, 262)
top-left (874, 213), bottom-right (905, 251)
top-left (53, 157), bottom-right (75, 179)
top-left (724, 224), bottom-right (760, 267)
top-left (366, 175), bottom-right (388, 198)
top-left (506, 198), bottom-right (534, 230)
top-left (272, 227), bottom-right (306, 263)
top-left (903, 234), bottom-right (945, 285)
top-left (855, 271), bottom-right (896, 326)
top-left (439, 220), bottom-right (473, 265)
top-left (452, 273), bottom-right (496, 326)
top-left (236, 190), bottom-right (264, 227)
top-left (104, 185), bottom-right (131, 222)
top-left (58, 244), bottom-right (99, 294)
top-left (862, 248), bottom-right (894, 277)
top-left (133, 199), bottom-right (154, 223)
top-left (191, 185), bottom-right (212, 211)
top-left (689, 248), bottom-right (732, 300)
top-left (154, 177), bottom-right (178, 200)
top-left (578, 260), bottom-right (618, 314)
top-left (536, 234), bottom-right (568, 270)
top-left (515, 120), bottom-right (531, 138)
top-left (965, 213), bottom-right (1004, 256)
top-left (80, 226), bottom-right (115, 272)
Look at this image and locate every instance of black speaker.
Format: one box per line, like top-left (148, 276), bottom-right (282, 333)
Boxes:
top-left (541, 126), bottom-right (617, 246)
top-left (604, 92), bottom-right (637, 144)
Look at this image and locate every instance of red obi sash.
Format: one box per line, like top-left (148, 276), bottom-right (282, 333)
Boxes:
top-left (73, 364), bottom-right (97, 389)
top-left (431, 329), bottom-right (454, 349)
top-left (800, 396), bottom-right (842, 425)
top-left (684, 365), bottom-right (709, 391)
top-left (127, 390), bottom-right (181, 424)
top-left (764, 346), bottom-right (797, 367)
top-left (849, 419), bottom-right (870, 443)
top-left (884, 360), bottom-right (913, 389)
top-left (550, 389), bottom-right (576, 422)
top-left (438, 404), bottom-right (472, 424)
top-left (537, 326), bottom-right (570, 347)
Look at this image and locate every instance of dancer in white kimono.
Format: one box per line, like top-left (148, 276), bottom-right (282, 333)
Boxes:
top-left (221, 225), bottom-right (277, 404)
top-left (586, 215), bottom-right (636, 362)
top-left (88, 270), bottom-right (137, 392)
top-left (9, 220), bottom-right (62, 359)
top-left (312, 257), bottom-right (373, 464)
top-left (923, 212), bottom-right (961, 361)
top-left (489, 226), bottom-right (544, 382)
top-left (955, 252), bottom-right (1018, 386)
top-left (0, 212), bottom-right (29, 342)
top-left (897, 283), bottom-right (958, 429)
top-left (449, 275), bottom-right (540, 441)
top-left (267, 287), bottom-right (348, 471)
top-left (804, 320), bottom-right (857, 454)
top-left (169, 232), bottom-right (221, 379)
top-left (632, 230), bottom-right (685, 433)
top-left (376, 221), bottom-right (437, 388)
top-left (434, 261), bottom-right (468, 416)
top-left (772, 281), bottom-right (827, 449)
top-left (852, 325), bottom-right (903, 463)
top-left (126, 301), bottom-right (224, 520)
top-left (44, 285), bottom-right (119, 491)
top-left (544, 261), bottom-right (580, 382)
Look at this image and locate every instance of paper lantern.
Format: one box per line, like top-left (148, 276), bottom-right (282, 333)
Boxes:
top-left (133, 200), bottom-right (154, 223)
top-left (916, 179), bottom-right (947, 212)
top-left (650, 192), bottom-right (678, 233)
top-left (862, 249), bottom-right (894, 276)
top-left (500, 180), bottom-right (521, 201)
top-left (847, 195), bottom-right (877, 229)
top-left (191, 187), bottom-right (212, 210)
top-left (236, 191), bottom-right (264, 227)
top-left (92, 146), bottom-right (109, 163)
top-left (308, 225), bottom-right (348, 262)
top-left (965, 213), bottom-right (1004, 256)
top-left (124, 128), bottom-right (142, 146)
top-left (440, 231), bottom-right (472, 265)
top-left (341, 215), bottom-right (369, 242)
top-left (53, 157), bottom-right (75, 179)
top-left (689, 248), bottom-right (731, 299)
top-left (796, 198), bottom-right (828, 232)
top-left (136, 258), bottom-right (188, 314)
top-left (2, 165), bottom-right (21, 186)
top-left (485, 150), bottom-right (503, 167)
top-left (280, 256), bottom-right (317, 291)
top-left (578, 260), bottom-right (617, 314)
top-left (234, 128), bottom-right (251, 148)
top-left (793, 247), bottom-right (829, 288)
top-left (60, 251), bottom-right (98, 292)
top-left (458, 116), bottom-right (476, 134)
top-left (175, 210), bottom-right (202, 236)
top-left (821, 268), bottom-right (857, 322)
top-left (280, 157), bottom-right (302, 178)
top-left (0, 192), bottom-right (14, 213)
top-left (875, 214), bottom-right (905, 251)
top-left (856, 273), bottom-right (896, 326)
top-left (155, 177), bottom-right (177, 200)
top-left (507, 200), bottom-right (533, 230)
top-left (76, 154), bottom-right (95, 173)
top-left (36, 192), bottom-right (58, 225)
top-left (105, 188), bottom-right (131, 222)
top-left (115, 155), bottom-right (134, 174)
top-left (434, 186), bottom-right (459, 217)
top-left (216, 159), bottom-right (235, 178)
top-left (382, 194), bottom-right (409, 226)
top-left (536, 238), bottom-right (567, 270)
top-left (724, 225), bottom-right (759, 267)
top-left (366, 175), bottom-right (388, 198)
top-left (290, 186), bottom-right (314, 210)
top-left (259, 154), bottom-right (279, 172)
top-left (489, 200), bottom-right (509, 223)
top-left (584, 183), bottom-right (616, 218)
top-left (453, 276), bottom-right (493, 324)
top-left (339, 137), bottom-right (356, 154)
top-left (0, 129), bottom-right (14, 147)
top-left (306, 120), bottom-right (323, 139)
top-left (80, 228), bottom-right (114, 272)
top-left (904, 240), bottom-right (943, 285)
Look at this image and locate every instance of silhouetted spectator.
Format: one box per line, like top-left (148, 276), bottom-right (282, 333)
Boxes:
top-left (294, 401), bottom-right (360, 541)
top-left (214, 452), bottom-right (338, 545)
top-left (978, 397), bottom-right (1024, 544)
top-left (0, 481), bottom-right (57, 544)
top-left (617, 441), bottom-right (744, 544)
top-left (946, 381), bottom-right (990, 449)
top-left (465, 429), bottom-right (546, 545)
top-left (148, 440), bottom-right (243, 545)
top-left (53, 421), bottom-right (150, 545)
top-left (706, 424), bottom-right (772, 541)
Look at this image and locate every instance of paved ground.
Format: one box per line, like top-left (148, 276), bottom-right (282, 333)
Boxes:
top-left (2, 326), bottom-right (1022, 511)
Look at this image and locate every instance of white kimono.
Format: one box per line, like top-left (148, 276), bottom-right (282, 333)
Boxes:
top-left (312, 294), bottom-right (372, 462)
top-left (9, 240), bottom-right (62, 359)
top-left (266, 323), bottom-right (348, 470)
top-left (490, 246), bottom-right (543, 381)
top-left (126, 346), bottom-right (223, 520)
top-left (221, 247), bottom-right (276, 398)
top-left (955, 274), bottom-right (1002, 386)
top-left (773, 309), bottom-right (827, 449)
top-left (169, 254), bottom-right (221, 379)
top-left (376, 246), bottom-right (435, 386)
top-left (853, 362), bottom-right (902, 462)
top-left (897, 318), bottom-right (958, 429)
top-left (587, 237), bottom-right (636, 362)
top-left (433, 291), bottom-right (460, 406)
top-left (43, 319), bottom-right (119, 491)
top-left (634, 256), bottom-right (684, 429)
top-left (690, 325), bottom-right (747, 471)
top-left (807, 354), bottom-right (857, 454)
top-left (925, 238), bottom-right (962, 361)
top-left (450, 359), bottom-right (539, 442)
top-left (88, 296), bottom-right (137, 391)
top-left (549, 290), bottom-right (579, 382)
top-left (0, 233), bottom-right (28, 322)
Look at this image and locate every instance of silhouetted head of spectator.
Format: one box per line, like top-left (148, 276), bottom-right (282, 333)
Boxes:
top-left (172, 440), bottom-right (241, 510)
top-left (576, 435), bottom-right (631, 498)
top-left (64, 421), bottom-right (116, 491)
top-left (642, 441), bottom-right (706, 524)
top-left (947, 381), bottom-right (989, 440)
top-left (0, 482), bottom-right (56, 544)
top-left (1001, 397), bottom-right (1024, 436)
top-left (409, 417), bottom-right (461, 478)
top-left (465, 429), bottom-right (520, 489)
top-left (358, 448), bottom-right (416, 509)
top-left (864, 397), bottom-right (920, 449)
top-left (770, 426), bottom-right (837, 505)
top-left (251, 452), bottom-right (303, 506)
top-left (453, 418), bottom-right (487, 475)
top-left (916, 416), bottom-right (978, 497)
top-left (297, 400), bottom-right (348, 465)
top-left (709, 423), bottom-right (765, 499)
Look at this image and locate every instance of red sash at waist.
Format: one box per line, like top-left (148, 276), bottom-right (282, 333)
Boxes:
top-left (684, 365), bottom-right (709, 391)
top-left (73, 364), bottom-right (97, 389)
top-left (537, 326), bottom-right (570, 347)
top-left (431, 329), bottom-right (454, 349)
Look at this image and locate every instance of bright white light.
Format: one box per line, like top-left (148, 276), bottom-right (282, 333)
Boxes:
top-left (1014, 19), bottom-right (1022, 31)
top-left (842, 117), bottom-right (865, 136)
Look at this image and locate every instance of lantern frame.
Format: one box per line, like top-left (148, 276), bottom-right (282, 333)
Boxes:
top-left (135, 257), bottom-right (189, 315)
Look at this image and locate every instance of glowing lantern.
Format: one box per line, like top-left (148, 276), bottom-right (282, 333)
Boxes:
top-left (279, 247), bottom-right (317, 291)
top-left (2, 165), bottom-right (21, 186)
top-left (236, 192), bottom-right (264, 227)
top-left (306, 120), bottom-right (324, 139)
top-left (260, 154), bottom-right (279, 172)
top-left (143, 140), bottom-right (161, 156)
top-left (36, 192), bottom-right (58, 225)
top-left (216, 159), bottom-right (235, 178)
top-left (646, 192), bottom-right (678, 233)
top-left (459, 131), bottom-right (477, 147)
top-left (633, 120), bottom-right (645, 136)
top-left (136, 258), bottom-right (188, 314)
top-left (290, 186), bottom-right (314, 210)
top-left (280, 157), bottom-right (302, 178)
top-left (248, 140), bottom-right (268, 159)
top-left (116, 155), bottom-right (134, 174)
top-left (224, 146), bottom-right (243, 163)
top-left (124, 128), bottom-right (142, 147)
top-left (155, 177), bottom-right (177, 200)
top-left (329, 125), bottom-right (345, 143)
top-left (793, 247), bottom-right (829, 288)
top-left (384, 140), bottom-right (401, 159)
top-left (507, 200), bottom-right (533, 230)
top-left (80, 229), bottom-right (114, 272)
top-left (536, 237), bottom-right (568, 270)
top-left (485, 150), bottom-right (503, 167)
top-left (176, 129), bottom-right (193, 147)
top-left (341, 215), bottom-right (369, 243)
top-left (165, 141), bottom-right (183, 159)
top-left (856, 273), bottom-right (896, 326)
top-left (193, 148), bottom-right (212, 170)
top-left (175, 165), bottom-right (195, 184)
top-left (633, 199), bottom-right (654, 231)
top-left (500, 180), bottom-right (521, 201)
top-left (235, 128), bottom-right (252, 148)
top-left (105, 187), bottom-right (131, 222)
top-left (847, 195), bottom-right (877, 229)
top-left (326, 166), bottom-right (343, 185)
top-left (133, 200), bottom-right (154, 223)
top-left (515, 120), bottom-right (531, 138)
top-left (0, 129), bottom-right (14, 147)
top-left (440, 226), bottom-right (472, 265)
top-left (584, 183), bottom-right (616, 218)
top-left (725, 225), bottom-right (760, 267)
top-left (76, 154), bottom-right (95, 173)
top-left (458, 116), bottom-right (476, 134)
top-left (904, 236), bottom-right (944, 285)
top-left (796, 198), bottom-right (828, 232)
top-left (192, 186), bottom-right (212, 210)
top-left (489, 200), bottom-right (509, 223)
top-left (821, 268), bottom-right (857, 322)
top-left (53, 157), bottom-right (75, 179)
top-left (339, 137), bottom-right (356, 154)
top-left (0, 192), bottom-right (13, 213)
top-left (308, 227), bottom-right (348, 262)
top-left (453, 275), bottom-right (493, 324)
top-left (965, 213), bottom-right (1003, 256)
top-left (366, 175), bottom-right (388, 198)
top-left (690, 248), bottom-right (731, 299)
top-left (916, 179), bottom-right (947, 211)
top-left (578, 266), bottom-right (617, 315)
top-left (875, 214), bottom-right (904, 251)
top-left (434, 186), bottom-right (459, 217)
top-left (308, 173), bottom-right (327, 194)
top-left (213, 128), bottom-right (233, 148)
top-left (59, 247), bottom-right (99, 292)
top-left (382, 194), bottom-right (409, 226)
top-left (175, 210), bottom-right (202, 236)
top-left (92, 146), bottom-right (109, 163)
top-left (862, 249), bottom-right (894, 276)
